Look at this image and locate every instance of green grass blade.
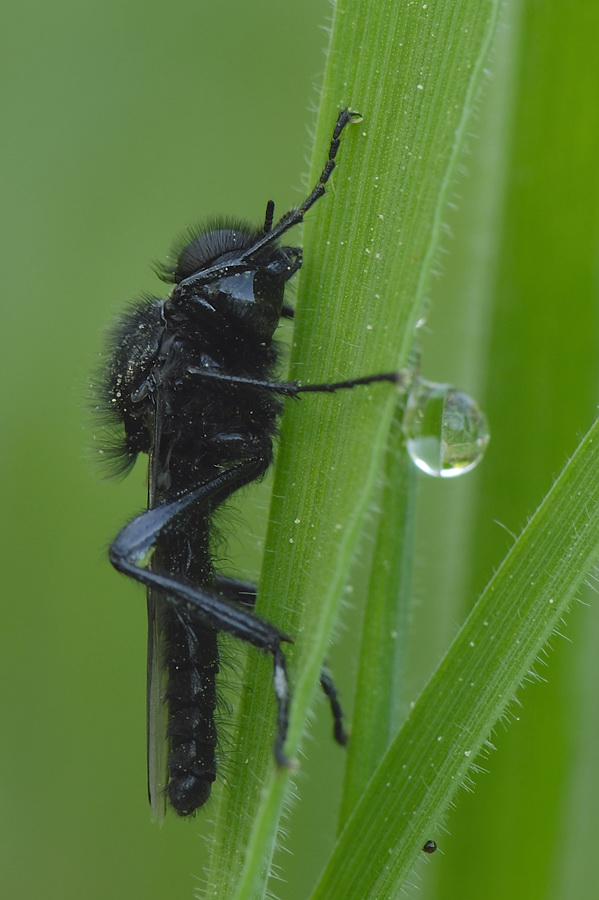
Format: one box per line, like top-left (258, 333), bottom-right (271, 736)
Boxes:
top-left (338, 411), bottom-right (417, 824)
top-left (421, 3), bottom-right (599, 895)
top-left (310, 417), bottom-right (599, 900)
top-left (202, 1), bottom-right (502, 898)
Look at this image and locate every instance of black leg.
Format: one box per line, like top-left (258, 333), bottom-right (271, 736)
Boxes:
top-left (110, 465), bottom-right (289, 654)
top-left (215, 574), bottom-right (349, 747)
top-left (215, 575), bottom-right (258, 605)
top-left (243, 109), bottom-right (363, 260)
top-left (177, 109), bottom-right (362, 290)
top-left (320, 668), bottom-right (349, 746)
top-left (217, 108), bottom-right (363, 272)
top-left (109, 460), bottom-right (295, 767)
top-left (187, 365), bottom-right (400, 396)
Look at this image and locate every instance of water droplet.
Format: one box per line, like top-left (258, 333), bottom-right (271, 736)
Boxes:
top-left (403, 378), bottom-right (489, 478)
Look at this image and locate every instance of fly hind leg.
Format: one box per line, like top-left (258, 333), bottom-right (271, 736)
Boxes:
top-left (109, 459), bottom-right (295, 770)
top-left (216, 576), bottom-right (349, 746)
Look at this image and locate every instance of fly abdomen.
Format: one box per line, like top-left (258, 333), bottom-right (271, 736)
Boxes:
top-left (165, 610), bottom-right (219, 815)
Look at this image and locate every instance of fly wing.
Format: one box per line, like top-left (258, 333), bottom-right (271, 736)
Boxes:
top-left (146, 587), bottom-right (169, 822)
top-left (146, 392), bottom-right (169, 823)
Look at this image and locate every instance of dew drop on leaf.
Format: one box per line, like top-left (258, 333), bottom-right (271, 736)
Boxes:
top-left (403, 377), bottom-right (490, 478)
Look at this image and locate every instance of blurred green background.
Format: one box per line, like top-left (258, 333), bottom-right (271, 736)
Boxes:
top-left (0, 2), bottom-right (331, 898)
top-left (3, 2), bottom-right (599, 899)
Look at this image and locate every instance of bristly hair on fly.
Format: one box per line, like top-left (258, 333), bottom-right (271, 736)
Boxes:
top-left (155, 217), bottom-right (272, 285)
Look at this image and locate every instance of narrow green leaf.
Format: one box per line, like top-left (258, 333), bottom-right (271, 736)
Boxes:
top-left (426, 3), bottom-right (599, 895)
top-left (203, 1), bottom-right (501, 898)
top-left (339, 412), bottom-right (417, 824)
top-left (310, 418), bottom-right (599, 900)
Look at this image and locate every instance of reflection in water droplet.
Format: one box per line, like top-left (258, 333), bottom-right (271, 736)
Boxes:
top-left (403, 378), bottom-right (489, 478)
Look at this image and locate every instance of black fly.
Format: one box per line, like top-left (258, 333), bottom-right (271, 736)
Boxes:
top-left (97, 109), bottom-right (397, 818)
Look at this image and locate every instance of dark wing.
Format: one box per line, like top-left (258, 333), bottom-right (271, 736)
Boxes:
top-left (146, 586), bottom-right (169, 822)
top-left (146, 392), bottom-right (169, 823)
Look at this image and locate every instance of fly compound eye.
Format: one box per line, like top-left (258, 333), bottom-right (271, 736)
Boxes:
top-left (212, 269), bottom-right (285, 339)
top-left (218, 271), bottom-right (257, 304)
